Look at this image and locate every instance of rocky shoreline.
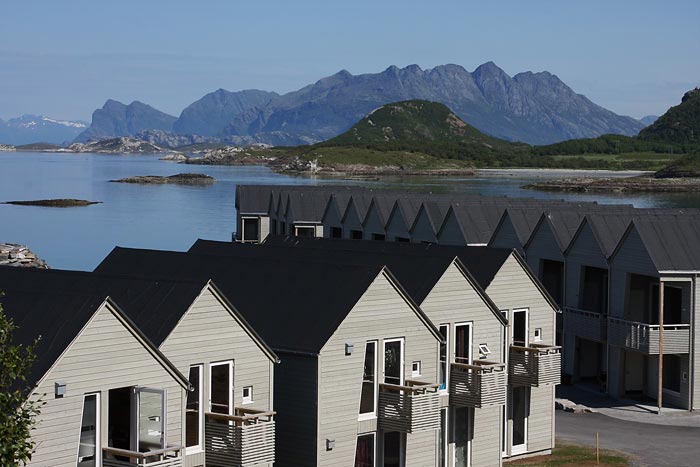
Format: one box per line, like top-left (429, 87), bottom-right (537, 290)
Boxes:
top-left (4, 199), bottom-right (102, 207)
top-left (0, 243), bottom-right (48, 268)
top-left (110, 173), bottom-right (216, 185)
top-left (524, 176), bottom-right (700, 193)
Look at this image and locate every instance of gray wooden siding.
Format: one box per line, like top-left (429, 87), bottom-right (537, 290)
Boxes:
top-left (273, 352), bottom-right (318, 467)
top-left (564, 223), bottom-right (607, 310)
top-left (159, 287), bottom-right (274, 467)
top-left (342, 203), bottom-right (363, 239)
top-left (645, 354), bottom-right (690, 409)
top-left (486, 255), bottom-right (556, 456)
top-left (322, 202), bottom-right (343, 238)
top-left (28, 303), bottom-right (184, 467)
top-left (490, 218), bottom-right (523, 255)
top-left (525, 222), bottom-right (564, 280)
top-left (316, 272), bottom-right (440, 466)
top-left (472, 405), bottom-right (502, 467)
top-left (385, 209), bottom-right (410, 242)
top-left (362, 205), bottom-right (386, 240)
top-left (411, 210), bottom-right (438, 244)
top-left (437, 214), bottom-right (467, 246)
top-left (609, 227), bottom-right (659, 320)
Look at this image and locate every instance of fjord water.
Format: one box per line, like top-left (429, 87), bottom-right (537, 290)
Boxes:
top-left (2, 152), bottom-right (699, 271)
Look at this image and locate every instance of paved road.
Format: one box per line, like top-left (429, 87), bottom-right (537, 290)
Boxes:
top-left (557, 411), bottom-right (700, 466)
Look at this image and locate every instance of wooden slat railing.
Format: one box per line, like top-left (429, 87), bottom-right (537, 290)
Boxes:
top-left (563, 307), bottom-right (607, 342)
top-left (608, 317), bottom-right (689, 354)
top-left (102, 446), bottom-right (182, 467)
top-left (205, 408), bottom-right (275, 467)
top-left (450, 361), bottom-right (507, 408)
top-left (378, 381), bottom-right (441, 433)
top-left (509, 344), bottom-right (561, 387)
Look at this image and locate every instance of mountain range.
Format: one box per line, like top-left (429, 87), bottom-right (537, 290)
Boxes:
top-left (0, 115), bottom-right (87, 145)
top-left (69, 62), bottom-right (644, 146)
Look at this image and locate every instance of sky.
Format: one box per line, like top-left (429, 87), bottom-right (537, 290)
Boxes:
top-left (1, 0), bottom-right (698, 121)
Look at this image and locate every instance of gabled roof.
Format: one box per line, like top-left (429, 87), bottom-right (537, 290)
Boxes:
top-left (190, 238), bottom-right (507, 325)
top-left (285, 190), bottom-right (332, 223)
top-left (236, 185), bottom-right (277, 214)
top-left (362, 195), bottom-right (395, 227)
top-left (490, 208), bottom-right (544, 246)
top-left (95, 247), bottom-right (391, 354)
top-left (0, 268), bottom-right (190, 390)
top-left (612, 217), bottom-right (700, 272)
top-left (341, 194), bottom-right (373, 224)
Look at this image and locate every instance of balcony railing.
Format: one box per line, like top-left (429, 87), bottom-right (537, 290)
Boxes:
top-left (563, 307), bottom-right (607, 342)
top-left (509, 344), bottom-right (561, 387)
top-left (102, 446), bottom-right (182, 467)
top-left (449, 361), bottom-right (507, 408)
top-left (205, 409), bottom-right (276, 467)
top-left (608, 317), bottom-right (690, 354)
top-left (378, 380), bottom-right (441, 433)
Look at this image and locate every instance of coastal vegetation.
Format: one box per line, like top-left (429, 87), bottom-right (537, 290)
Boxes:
top-left (3, 199), bottom-right (101, 207)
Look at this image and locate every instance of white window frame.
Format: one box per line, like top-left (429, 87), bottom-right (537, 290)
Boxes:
top-left (454, 322), bottom-right (473, 366)
top-left (355, 432), bottom-right (377, 467)
top-left (242, 386), bottom-right (254, 405)
top-left (76, 392), bottom-right (101, 467)
top-left (209, 360), bottom-right (234, 415)
top-left (358, 340), bottom-right (379, 421)
top-left (411, 361), bottom-right (422, 378)
top-left (383, 338), bottom-right (405, 386)
top-left (509, 386), bottom-right (529, 456)
top-left (241, 217), bottom-right (260, 243)
top-left (133, 387), bottom-right (167, 452)
top-left (294, 225), bottom-right (316, 237)
top-left (511, 309), bottom-right (529, 347)
top-left (185, 365), bottom-right (204, 454)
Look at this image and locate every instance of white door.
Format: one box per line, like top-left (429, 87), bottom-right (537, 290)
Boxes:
top-left (510, 387), bottom-right (529, 455)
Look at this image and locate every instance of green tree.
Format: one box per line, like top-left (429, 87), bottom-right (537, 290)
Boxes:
top-left (0, 298), bottom-right (44, 466)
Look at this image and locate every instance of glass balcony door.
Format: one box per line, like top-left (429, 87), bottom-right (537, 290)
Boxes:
top-left (209, 361), bottom-right (234, 415)
top-left (454, 323), bottom-right (472, 365)
top-left (383, 339), bottom-right (404, 386)
top-left (136, 387), bottom-right (166, 452)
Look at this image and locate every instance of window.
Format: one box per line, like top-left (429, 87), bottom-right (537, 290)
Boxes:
top-left (186, 365), bottom-right (203, 451)
top-left (534, 328), bottom-right (542, 342)
top-left (384, 339), bottom-right (404, 386)
top-left (455, 323), bottom-right (472, 365)
top-left (242, 386), bottom-right (253, 404)
top-left (270, 219), bottom-right (277, 236)
top-left (295, 226), bottom-right (315, 237)
top-left (354, 433), bottom-right (375, 467)
top-left (395, 236), bottom-right (410, 243)
top-left (242, 218), bottom-right (260, 242)
top-left (359, 342), bottom-right (377, 417)
top-left (351, 230), bottom-right (363, 240)
top-left (478, 344), bottom-right (491, 358)
top-left (512, 310), bottom-right (528, 347)
top-left (280, 221), bottom-right (287, 235)
top-left (372, 233), bottom-right (386, 241)
top-left (411, 361), bottom-right (421, 377)
top-left (331, 227), bottom-right (342, 238)
top-left (77, 393), bottom-right (100, 467)
top-left (439, 325), bottom-right (449, 390)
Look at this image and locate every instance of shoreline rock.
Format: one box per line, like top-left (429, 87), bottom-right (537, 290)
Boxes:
top-left (0, 144), bottom-right (16, 151)
top-left (524, 176), bottom-right (700, 193)
top-left (110, 173), bottom-right (216, 185)
top-left (0, 243), bottom-right (49, 268)
top-left (3, 199), bottom-right (102, 207)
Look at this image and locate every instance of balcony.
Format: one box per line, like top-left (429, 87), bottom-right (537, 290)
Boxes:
top-left (102, 446), bottom-right (182, 467)
top-left (509, 344), bottom-right (561, 387)
top-left (608, 317), bottom-right (690, 354)
top-left (449, 361), bottom-right (507, 408)
top-left (378, 380), bottom-right (441, 433)
top-left (205, 409), bottom-right (276, 467)
top-left (563, 307), bottom-right (607, 342)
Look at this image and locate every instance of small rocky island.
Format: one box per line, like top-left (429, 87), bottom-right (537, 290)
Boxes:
top-left (0, 243), bottom-right (48, 268)
top-left (110, 173), bottom-right (216, 185)
top-left (3, 199), bottom-right (101, 207)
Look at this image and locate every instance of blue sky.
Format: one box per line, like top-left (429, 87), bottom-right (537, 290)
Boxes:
top-left (1, 0), bottom-right (698, 121)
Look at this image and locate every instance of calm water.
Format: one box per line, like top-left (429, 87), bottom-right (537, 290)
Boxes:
top-left (2, 152), bottom-right (700, 270)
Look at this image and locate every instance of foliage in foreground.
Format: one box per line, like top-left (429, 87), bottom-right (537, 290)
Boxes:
top-left (0, 300), bottom-right (43, 466)
top-left (507, 443), bottom-right (629, 467)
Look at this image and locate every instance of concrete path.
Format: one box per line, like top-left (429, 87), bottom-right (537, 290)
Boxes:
top-left (557, 411), bottom-right (700, 467)
top-left (557, 384), bottom-right (700, 427)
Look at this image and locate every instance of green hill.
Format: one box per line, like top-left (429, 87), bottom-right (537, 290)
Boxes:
top-left (639, 88), bottom-right (700, 145)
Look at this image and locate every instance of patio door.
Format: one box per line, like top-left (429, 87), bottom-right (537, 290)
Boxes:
top-left (512, 310), bottom-right (528, 347)
top-left (134, 387), bottom-right (166, 452)
top-left (210, 361), bottom-right (233, 415)
top-left (454, 323), bottom-right (472, 365)
top-left (383, 339), bottom-right (404, 386)
top-left (510, 387), bottom-right (529, 455)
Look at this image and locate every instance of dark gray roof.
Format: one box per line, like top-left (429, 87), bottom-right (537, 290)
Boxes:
top-left (189, 238), bottom-right (505, 324)
top-left (95, 247), bottom-right (390, 354)
top-left (628, 218), bottom-right (700, 271)
top-left (0, 266), bottom-right (191, 389)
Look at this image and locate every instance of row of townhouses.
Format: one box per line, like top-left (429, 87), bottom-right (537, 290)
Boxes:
top-left (235, 184), bottom-right (700, 412)
top-left (2, 230), bottom-right (559, 466)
